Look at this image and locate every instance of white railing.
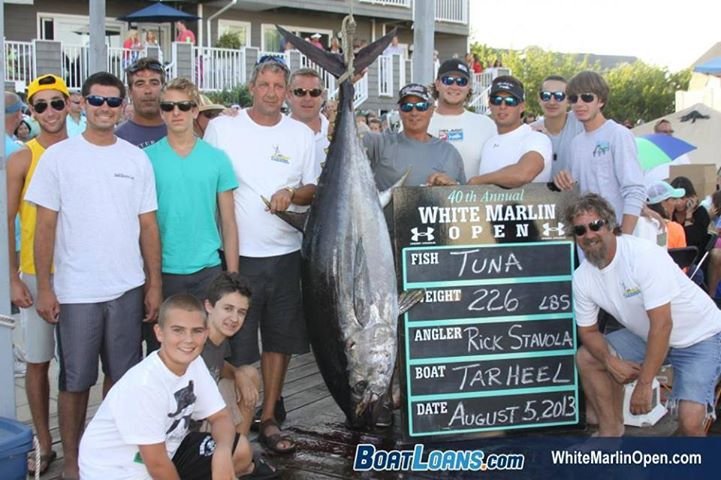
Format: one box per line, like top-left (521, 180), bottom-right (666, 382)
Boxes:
top-left (435, 0), bottom-right (469, 24)
top-left (193, 46), bottom-right (246, 92)
top-left (4, 40), bottom-right (34, 86)
top-left (299, 52), bottom-right (337, 97)
top-left (378, 54), bottom-right (393, 97)
top-left (359, 0), bottom-right (411, 7)
top-left (62, 44), bottom-right (89, 91)
top-left (106, 46), bottom-right (147, 82)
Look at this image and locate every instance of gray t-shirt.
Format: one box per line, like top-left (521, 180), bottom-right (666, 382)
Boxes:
top-left (200, 337), bottom-right (231, 383)
top-left (364, 130), bottom-right (466, 191)
top-left (568, 119), bottom-right (645, 222)
top-left (115, 120), bottom-right (167, 149)
top-left (532, 111), bottom-right (584, 177)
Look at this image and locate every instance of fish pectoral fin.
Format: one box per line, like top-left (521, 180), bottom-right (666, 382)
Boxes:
top-left (260, 195), bottom-right (307, 233)
top-left (351, 240), bottom-right (372, 328)
top-left (378, 169), bottom-right (410, 208)
top-left (398, 289), bottom-right (425, 316)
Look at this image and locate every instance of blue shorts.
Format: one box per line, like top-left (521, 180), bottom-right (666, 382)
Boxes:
top-left (606, 329), bottom-right (721, 419)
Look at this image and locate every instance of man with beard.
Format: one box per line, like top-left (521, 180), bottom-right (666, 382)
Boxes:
top-left (6, 74), bottom-right (70, 475)
top-left (116, 57), bottom-right (167, 148)
top-left (568, 193), bottom-right (721, 436)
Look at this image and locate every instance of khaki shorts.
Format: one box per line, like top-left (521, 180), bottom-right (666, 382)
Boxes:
top-left (199, 379), bottom-right (243, 432)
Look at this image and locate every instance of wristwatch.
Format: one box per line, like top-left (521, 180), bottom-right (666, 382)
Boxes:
top-left (284, 186), bottom-right (296, 200)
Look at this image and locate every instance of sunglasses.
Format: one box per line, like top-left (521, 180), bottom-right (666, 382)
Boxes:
top-left (292, 88), bottom-right (323, 98)
top-left (126, 59), bottom-right (164, 74)
top-left (539, 91), bottom-right (566, 102)
top-left (399, 101), bottom-right (430, 113)
top-left (568, 93), bottom-right (596, 104)
top-left (490, 95), bottom-right (520, 107)
top-left (572, 218), bottom-right (607, 236)
top-left (85, 95), bottom-right (124, 108)
top-left (33, 99), bottom-right (66, 114)
top-left (256, 55), bottom-right (289, 71)
top-left (440, 75), bottom-right (469, 87)
top-left (159, 101), bottom-right (196, 112)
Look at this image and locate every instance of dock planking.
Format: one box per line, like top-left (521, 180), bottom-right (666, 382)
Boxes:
top-left (16, 352), bottom-right (721, 479)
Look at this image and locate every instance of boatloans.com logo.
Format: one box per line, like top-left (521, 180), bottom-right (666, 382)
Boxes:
top-left (353, 444), bottom-right (525, 472)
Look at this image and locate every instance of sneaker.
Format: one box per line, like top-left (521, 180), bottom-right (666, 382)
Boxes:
top-left (250, 396), bottom-right (287, 432)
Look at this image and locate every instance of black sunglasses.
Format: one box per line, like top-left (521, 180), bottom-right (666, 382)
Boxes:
top-left (440, 75), bottom-right (469, 87)
top-left (399, 101), bottom-right (430, 113)
top-left (490, 95), bottom-right (520, 107)
top-left (256, 55), bottom-right (289, 71)
top-left (159, 101), bottom-right (196, 112)
top-left (85, 95), bottom-right (124, 108)
top-left (573, 218), bottom-right (607, 236)
top-left (568, 93), bottom-right (596, 104)
top-left (539, 91), bottom-right (566, 102)
top-left (33, 99), bottom-right (66, 114)
top-left (292, 88), bottom-right (323, 98)
top-left (126, 59), bottom-right (164, 74)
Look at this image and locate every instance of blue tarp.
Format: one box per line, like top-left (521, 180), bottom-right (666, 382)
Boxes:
top-left (694, 56), bottom-right (721, 74)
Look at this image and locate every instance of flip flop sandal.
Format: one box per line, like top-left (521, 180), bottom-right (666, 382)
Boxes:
top-left (239, 455), bottom-right (281, 479)
top-left (258, 418), bottom-right (296, 455)
top-left (251, 396), bottom-right (286, 432)
top-left (28, 450), bottom-right (57, 476)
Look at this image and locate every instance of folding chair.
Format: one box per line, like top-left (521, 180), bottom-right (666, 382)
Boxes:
top-left (668, 246), bottom-right (698, 270)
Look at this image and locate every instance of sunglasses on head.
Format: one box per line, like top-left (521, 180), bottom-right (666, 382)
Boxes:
top-left (490, 95), bottom-right (520, 107)
top-left (568, 93), bottom-right (596, 104)
top-left (292, 88), bottom-right (323, 98)
top-left (399, 101), bottom-right (430, 113)
top-left (539, 91), bottom-right (566, 102)
top-left (440, 75), bottom-right (469, 87)
top-left (159, 100), bottom-right (196, 112)
top-left (572, 218), bottom-right (606, 236)
top-left (256, 55), bottom-right (289, 71)
top-left (85, 95), bottom-right (124, 108)
top-left (33, 99), bottom-right (66, 114)
top-left (126, 59), bottom-right (164, 74)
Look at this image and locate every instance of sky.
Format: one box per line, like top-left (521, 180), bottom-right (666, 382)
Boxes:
top-left (469, 0), bottom-right (720, 72)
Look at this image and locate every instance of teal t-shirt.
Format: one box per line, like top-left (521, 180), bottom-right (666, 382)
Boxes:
top-left (145, 137), bottom-right (238, 274)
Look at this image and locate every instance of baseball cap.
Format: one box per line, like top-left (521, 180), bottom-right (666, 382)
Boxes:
top-left (437, 59), bottom-right (471, 80)
top-left (489, 76), bottom-right (524, 102)
top-left (311, 33), bottom-right (322, 39)
top-left (27, 74), bottom-right (70, 102)
top-left (647, 181), bottom-right (686, 204)
top-left (397, 83), bottom-right (432, 103)
top-left (197, 94), bottom-right (224, 113)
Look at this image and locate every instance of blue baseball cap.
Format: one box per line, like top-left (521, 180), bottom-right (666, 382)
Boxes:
top-left (647, 181), bottom-right (685, 204)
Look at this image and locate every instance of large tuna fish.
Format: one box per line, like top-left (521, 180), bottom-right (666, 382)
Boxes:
top-left (274, 23), bottom-right (417, 428)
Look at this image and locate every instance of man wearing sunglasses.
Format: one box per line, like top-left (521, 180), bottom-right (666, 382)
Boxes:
top-left (428, 59), bottom-right (496, 177)
top-left (465, 76), bottom-right (552, 188)
top-left (6, 73), bottom-right (69, 476)
top-left (568, 193), bottom-right (721, 437)
top-left (530, 75), bottom-right (583, 177)
top-left (286, 68), bottom-right (329, 171)
top-left (204, 56), bottom-right (318, 455)
top-left (143, 78), bottom-right (239, 355)
top-left (65, 91), bottom-right (86, 137)
top-left (553, 71), bottom-right (645, 235)
top-left (116, 57), bottom-right (167, 149)
top-left (26, 71), bottom-right (162, 479)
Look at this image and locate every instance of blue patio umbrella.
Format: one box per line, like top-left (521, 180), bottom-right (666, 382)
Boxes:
top-left (694, 56), bottom-right (721, 74)
top-left (635, 133), bottom-right (697, 171)
top-left (118, 2), bottom-right (199, 23)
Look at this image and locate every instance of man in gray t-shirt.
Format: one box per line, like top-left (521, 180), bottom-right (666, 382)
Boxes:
top-left (115, 57), bottom-right (167, 148)
top-left (531, 75), bottom-right (584, 177)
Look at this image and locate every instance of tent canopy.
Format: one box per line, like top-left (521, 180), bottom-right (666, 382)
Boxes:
top-left (118, 3), bottom-right (199, 23)
top-left (694, 56), bottom-right (721, 74)
top-left (632, 103), bottom-right (721, 169)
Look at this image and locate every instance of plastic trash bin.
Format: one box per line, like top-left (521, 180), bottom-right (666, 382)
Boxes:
top-left (0, 417), bottom-right (32, 480)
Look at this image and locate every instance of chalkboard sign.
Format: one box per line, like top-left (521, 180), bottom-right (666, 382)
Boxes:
top-left (393, 184), bottom-right (579, 438)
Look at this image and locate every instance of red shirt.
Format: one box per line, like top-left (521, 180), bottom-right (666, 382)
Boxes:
top-left (176, 30), bottom-right (196, 45)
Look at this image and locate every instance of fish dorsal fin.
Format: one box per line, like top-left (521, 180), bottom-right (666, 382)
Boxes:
top-left (398, 289), bottom-right (425, 316)
top-left (260, 195), bottom-right (307, 233)
top-left (352, 239), bottom-right (372, 328)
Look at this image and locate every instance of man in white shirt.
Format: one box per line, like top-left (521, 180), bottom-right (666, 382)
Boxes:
top-left (568, 193), bottom-right (721, 436)
top-left (428, 58), bottom-right (496, 176)
top-left (467, 75), bottom-right (552, 187)
top-left (204, 56), bottom-right (318, 454)
top-left (286, 67), bottom-right (328, 171)
top-left (26, 71), bottom-right (162, 478)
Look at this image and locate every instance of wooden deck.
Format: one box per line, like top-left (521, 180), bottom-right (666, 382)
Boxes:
top-left (14, 352), bottom-right (721, 479)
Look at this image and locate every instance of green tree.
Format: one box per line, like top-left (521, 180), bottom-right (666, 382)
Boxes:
top-left (216, 31), bottom-right (242, 50)
top-left (206, 85), bottom-right (251, 107)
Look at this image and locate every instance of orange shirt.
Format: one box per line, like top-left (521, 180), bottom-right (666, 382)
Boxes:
top-left (666, 220), bottom-right (687, 249)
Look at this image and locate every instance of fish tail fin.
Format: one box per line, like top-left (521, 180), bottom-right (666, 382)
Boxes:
top-left (276, 25), bottom-right (397, 79)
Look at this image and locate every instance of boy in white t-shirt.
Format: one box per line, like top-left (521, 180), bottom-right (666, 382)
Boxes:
top-left (79, 294), bottom-right (279, 480)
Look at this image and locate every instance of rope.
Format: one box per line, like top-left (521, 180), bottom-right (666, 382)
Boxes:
top-left (33, 435), bottom-right (40, 480)
top-left (338, 2), bottom-right (357, 85)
